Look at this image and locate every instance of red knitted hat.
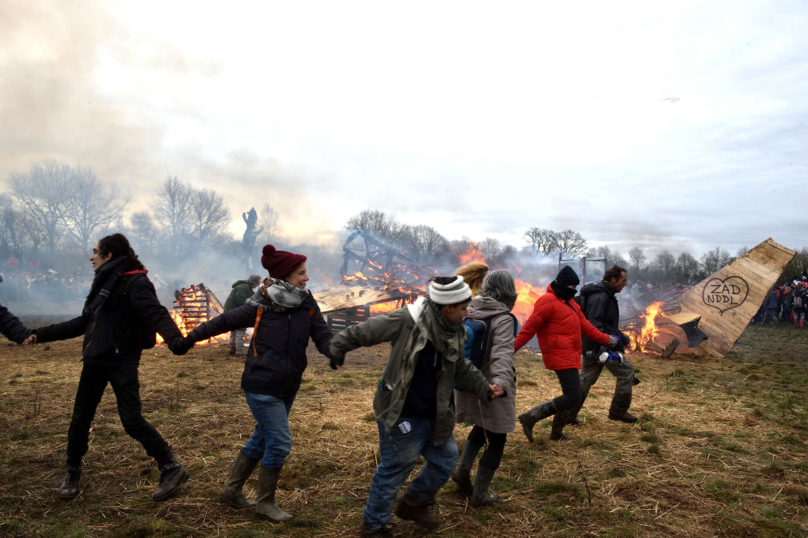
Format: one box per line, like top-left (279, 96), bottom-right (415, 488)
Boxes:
top-left (261, 244), bottom-right (307, 280)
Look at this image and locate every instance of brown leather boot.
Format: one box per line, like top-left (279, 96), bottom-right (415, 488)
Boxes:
top-left (394, 493), bottom-right (439, 530)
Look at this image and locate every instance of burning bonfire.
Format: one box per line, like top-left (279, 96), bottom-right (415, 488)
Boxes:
top-left (156, 284), bottom-right (229, 345)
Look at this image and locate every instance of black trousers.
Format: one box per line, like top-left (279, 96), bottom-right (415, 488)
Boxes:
top-left (467, 425), bottom-right (507, 470)
top-left (66, 362), bottom-right (170, 468)
top-left (552, 368), bottom-right (582, 412)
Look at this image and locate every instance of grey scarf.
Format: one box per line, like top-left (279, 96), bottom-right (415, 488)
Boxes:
top-left (247, 276), bottom-right (309, 312)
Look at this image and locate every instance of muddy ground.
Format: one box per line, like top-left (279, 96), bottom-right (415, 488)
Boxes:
top-left (1, 324), bottom-right (807, 537)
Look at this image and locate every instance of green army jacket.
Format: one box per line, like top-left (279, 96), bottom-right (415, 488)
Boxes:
top-left (330, 299), bottom-right (490, 445)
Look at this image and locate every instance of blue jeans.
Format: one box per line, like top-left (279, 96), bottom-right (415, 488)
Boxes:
top-left (242, 392), bottom-right (296, 470)
top-left (364, 417), bottom-right (459, 530)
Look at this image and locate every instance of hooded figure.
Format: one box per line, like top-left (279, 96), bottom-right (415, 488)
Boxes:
top-left (514, 266), bottom-right (617, 442)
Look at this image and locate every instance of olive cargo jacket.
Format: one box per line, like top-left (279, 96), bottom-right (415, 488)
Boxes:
top-left (330, 299), bottom-right (490, 445)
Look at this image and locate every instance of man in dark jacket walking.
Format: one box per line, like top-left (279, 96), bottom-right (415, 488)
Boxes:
top-left (567, 265), bottom-right (638, 424)
top-left (224, 275), bottom-right (261, 355)
top-left (32, 234), bottom-right (190, 502)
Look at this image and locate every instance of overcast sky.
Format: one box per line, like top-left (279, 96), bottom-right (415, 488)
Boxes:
top-left (1, 1), bottom-right (806, 258)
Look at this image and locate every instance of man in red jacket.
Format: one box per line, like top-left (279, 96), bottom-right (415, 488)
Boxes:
top-left (515, 266), bottom-right (617, 442)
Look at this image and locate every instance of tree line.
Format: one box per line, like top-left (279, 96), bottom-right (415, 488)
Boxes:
top-left (0, 161), bottom-right (245, 267)
top-left (346, 211), bottom-right (774, 284)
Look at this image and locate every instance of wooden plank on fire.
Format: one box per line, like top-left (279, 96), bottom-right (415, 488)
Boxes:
top-left (315, 285), bottom-right (410, 314)
top-left (676, 238), bottom-right (795, 358)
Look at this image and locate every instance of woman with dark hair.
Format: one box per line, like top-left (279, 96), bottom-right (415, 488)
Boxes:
top-left (514, 266), bottom-right (618, 442)
top-left (452, 269), bottom-right (518, 507)
top-left (32, 233), bottom-right (189, 501)
top-left (173, 245), bottom-right (337, 522)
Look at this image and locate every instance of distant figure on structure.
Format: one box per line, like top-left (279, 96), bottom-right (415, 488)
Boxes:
top-left (224, 274), bottom-right (262, 356)
top-left (243, 209), bottom-right (264, 249)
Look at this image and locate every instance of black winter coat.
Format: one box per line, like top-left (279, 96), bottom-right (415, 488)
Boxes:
top-left (579, 282), bottom-right (625, 353)
top-left (188, 294), bottom-right (333, 398)
top-left (36, 272), bottom-right (183, 365)
top-left (0, 302), bottom-right (32, 344)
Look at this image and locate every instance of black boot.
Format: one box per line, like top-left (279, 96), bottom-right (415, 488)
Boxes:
top-left (549, 412), bottom-right (571, 441)
top-left (255, 466), bottom-right (292, 522)
top-left (152, 453), bottom-right (189, 501)
top-left (57, 466), bottom-right (81, 500)
top-left (221, 452), bottom-right (260, 509)
top-left (450, 439), bottom-right (482, 497)
top-left (518, 400), bottom-right (557, 443)
top-left (470, 466), bottom-right (498, 507)
top-left (608, 410), bottom-right (638, 423)
top-left (394, 492), bottom-right (439, 530)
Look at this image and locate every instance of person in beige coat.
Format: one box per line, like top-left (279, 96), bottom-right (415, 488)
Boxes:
top-left (451, 270), bottom-right (518, 507)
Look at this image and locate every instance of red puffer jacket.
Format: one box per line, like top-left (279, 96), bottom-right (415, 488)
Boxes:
top-left (514, 284), bottom-right (610, 370)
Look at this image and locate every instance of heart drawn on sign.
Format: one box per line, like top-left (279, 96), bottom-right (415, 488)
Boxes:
top-left (701, 276), bottom-right (749, 316)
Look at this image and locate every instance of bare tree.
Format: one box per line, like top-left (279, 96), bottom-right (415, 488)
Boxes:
top-left (480, 237), bottom-right (502, 263)
top-left (128, 211), bottom-right (161, 257)
top-left (190, 188), bottom-right (231, 244)
top-left (0, 195), bottom-right (28, 257)
top-left (524, 227), bottom-right (556, 254)
top-left (674, 252), bottom-right (699, 282)
top-left (9, 160), bottom-right (72, 252)
top-left (652, 250), bottom-right (676, 278)
top-left (153, 176), bottom-right (194, 253)
top-left (553, 230), bottom-right (588, 257)
top-left (628, 247), bottom-right (646, 270)
top-left (700, 247), bottom-right (732, 275)
top-left (63, 166), bottom-right (130, 254)
top-left (346, 210), bottom-right (403, 243)
top-left (408, 224), bottom-right (448, 261)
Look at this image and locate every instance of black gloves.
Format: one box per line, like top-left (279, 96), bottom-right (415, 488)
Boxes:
top-left (329, 351), bottom-right (345, 370)
top-left (169, 336), bottom-right (194, 356)
top-left (621, 333), bottom-right (632, 346)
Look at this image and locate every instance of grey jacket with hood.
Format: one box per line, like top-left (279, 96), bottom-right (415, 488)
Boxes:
top-left (329, 297), bottom-right (491, 445)
top-left (454, 296), bottom-right (517, 434)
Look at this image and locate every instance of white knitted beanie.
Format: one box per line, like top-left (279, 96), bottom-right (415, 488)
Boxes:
top-left (429, 276), bottom-right (472, 305)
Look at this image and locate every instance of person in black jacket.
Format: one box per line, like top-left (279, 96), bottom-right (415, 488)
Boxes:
top-left (174, 244), bottom-right (337, 522)
top-left (0, 302), bottom-right (33, 344)
top-left (567, 265), bottom-right (638, 424)
top-left (31, 234), bottom-right (189, 502)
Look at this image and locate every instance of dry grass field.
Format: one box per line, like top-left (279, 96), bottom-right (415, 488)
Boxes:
top-left (1, 323), bottom-right (808, 537)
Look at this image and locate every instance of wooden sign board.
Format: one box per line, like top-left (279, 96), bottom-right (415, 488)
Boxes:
top-left (674, 238), bottom-right (795, 358)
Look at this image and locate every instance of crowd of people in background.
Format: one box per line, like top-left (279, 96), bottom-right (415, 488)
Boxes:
top-left (0, 270), bottom-right (93, 303)
top-left (758, 273), bottom-right (808, 328)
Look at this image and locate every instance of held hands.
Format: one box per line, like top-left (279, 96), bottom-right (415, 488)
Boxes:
top-left (21, 334), bottom-right (37, 346)
top-left (607, 335), bottom-right (620, 347)
top-left (168, 336), bottom-right (194, 356)
top-left (487, 383), bottom-right (505, 400)
top-left (329, 351), bottom-right (345, 370)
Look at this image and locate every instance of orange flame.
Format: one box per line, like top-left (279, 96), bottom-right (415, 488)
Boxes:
top-left (457, 242), bottom-right (486, 265)
top-left (370, 301), bottom-right (400, 315)
top-left (156, 285), bottom-right (228, 346)
top-left (627, 301), bottom-right (664, 352)
top-left (512, 279), bottom-right (545, 326)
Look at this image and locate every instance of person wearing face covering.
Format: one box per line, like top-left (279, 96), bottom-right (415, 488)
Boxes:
top-left (173, 245), bottom-right (338, 523)
top-left (513, 266), bottom-right (618, 443)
